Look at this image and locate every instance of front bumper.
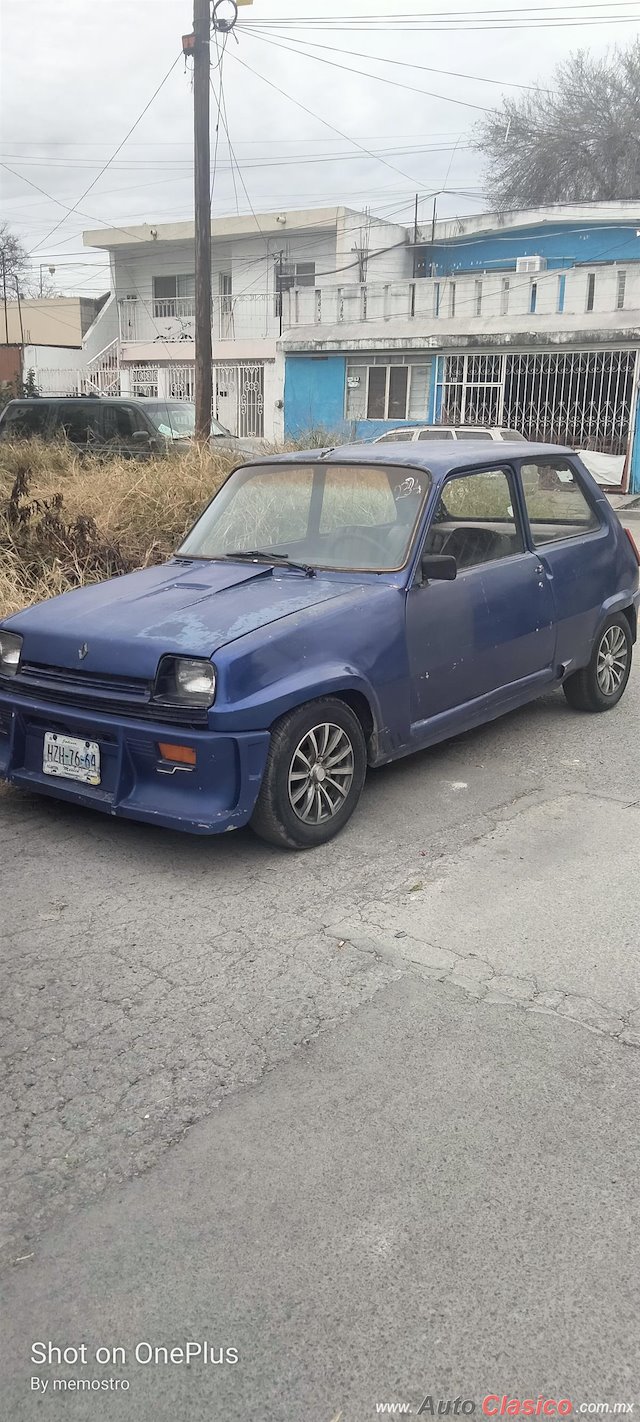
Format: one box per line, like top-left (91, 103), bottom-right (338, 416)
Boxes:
top-left (0, 689), bottom-right (270, 835)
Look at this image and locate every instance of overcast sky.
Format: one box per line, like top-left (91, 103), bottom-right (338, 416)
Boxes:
top-left (0, 0), bottom-right (637, 296)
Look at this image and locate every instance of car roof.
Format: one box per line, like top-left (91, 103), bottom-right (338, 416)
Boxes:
top-left (383, 424), bottom-right (500, 431)
top-left (252, 441), bottom-right (574, 479)
top-left (1, 395), bottom-right (165, 407)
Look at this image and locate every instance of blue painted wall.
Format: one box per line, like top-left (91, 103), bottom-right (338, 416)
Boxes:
top-left (417, 221), bottom-right (640, 277)
top-left (284, 356), bottom-right (346, 439)
top-left (629, 396), bottom-right (640, 494)
top-left (284, 355), bottom-right (435, 441)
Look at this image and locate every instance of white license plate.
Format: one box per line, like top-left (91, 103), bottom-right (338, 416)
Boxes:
top-left (43, 732), bottom-right (101, 786)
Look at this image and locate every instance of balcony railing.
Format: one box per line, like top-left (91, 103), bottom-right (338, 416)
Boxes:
top-left (119, 294), bottom-right (277, 343)
top-left (118, 266), bottom-right (640, 345)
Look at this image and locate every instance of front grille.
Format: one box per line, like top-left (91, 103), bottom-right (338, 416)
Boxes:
top-left (10, 662), bottom-right (209, 728)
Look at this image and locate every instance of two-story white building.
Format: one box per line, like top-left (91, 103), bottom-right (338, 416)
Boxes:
top-left (78, 206), bottom-right (410, 441)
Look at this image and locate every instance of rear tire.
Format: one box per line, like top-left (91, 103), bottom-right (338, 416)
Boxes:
top-left (563, 614), bottom-right (632, 712)
top-left (250, 698), bottom-right (367, 849)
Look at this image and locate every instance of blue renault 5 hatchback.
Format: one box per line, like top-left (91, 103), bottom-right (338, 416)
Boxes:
top-left (0, 442), bottom-right (638, 848)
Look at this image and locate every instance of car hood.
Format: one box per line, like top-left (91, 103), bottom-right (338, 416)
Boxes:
top-left (4, 559), bottom-right (359, 680)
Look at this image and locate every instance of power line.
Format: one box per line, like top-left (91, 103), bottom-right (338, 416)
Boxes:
top-left (0, 161), bottom-right (171, 246)
top-left (242, 2), bottom-right (640, 25)
top-left (240, 26), bottom-right (551, 92)
top-left (226, 49), bottom-right (442, 186)
top-left (28, 53), bottom-right (183, 256)
top-left (239, 27), bottom-right (495, 114)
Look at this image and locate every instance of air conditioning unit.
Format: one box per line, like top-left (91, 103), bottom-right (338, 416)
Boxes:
top-left (515, 256), bottom-right (547, 274)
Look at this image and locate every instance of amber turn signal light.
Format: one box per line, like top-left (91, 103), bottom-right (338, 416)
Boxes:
top-left (157, 743), bottom-right (197, 766)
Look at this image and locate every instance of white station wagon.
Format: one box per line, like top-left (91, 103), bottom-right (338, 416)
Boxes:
top-left (373, 425), bottom-right (528, 443)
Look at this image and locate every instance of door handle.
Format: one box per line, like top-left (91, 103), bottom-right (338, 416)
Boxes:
top-left (535, 563), bottom-right (545, 575)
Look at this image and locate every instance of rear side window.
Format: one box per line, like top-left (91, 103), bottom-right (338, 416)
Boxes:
top-left (520, 460), bottom-right (600, 545)
top-left (455, 429), bottom-right (493, 441)
top-left (423, 466), bottom-right (523, 570)
top-left (417, 428), bottom-right (454, 440)
top-left (1, 403), bottom-right (50, 437)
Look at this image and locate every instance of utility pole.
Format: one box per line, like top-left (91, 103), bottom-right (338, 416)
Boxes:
top-left (430, 195), bottom-right (438, 278)
top-left (276, 251), bottom-right (284, 338)
top-left (1, 252), bottom-right (8, 343)
top-left (193, 0), bottom-right (213, 440)
top-left (412, 192), bottom-right (419, 279)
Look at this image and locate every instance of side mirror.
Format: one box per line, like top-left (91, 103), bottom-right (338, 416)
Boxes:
top-left (420, 553), bottom-right (457, 582)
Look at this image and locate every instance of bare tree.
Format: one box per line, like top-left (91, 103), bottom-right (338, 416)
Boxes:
top-left (0, 224), bottom-right (29, 294)
top-left (476, 41), bottom-right (640, 209)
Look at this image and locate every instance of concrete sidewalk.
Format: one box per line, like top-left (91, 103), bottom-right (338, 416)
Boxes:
top-left (3, 973), bottom-right (640, 1422)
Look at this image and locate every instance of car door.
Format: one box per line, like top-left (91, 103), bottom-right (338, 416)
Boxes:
top-left (518, 454), bottom-right (611, 671)
top-left (405, 463), bottom-right (557, 730)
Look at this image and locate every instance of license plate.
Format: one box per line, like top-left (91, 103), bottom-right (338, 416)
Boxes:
top-left (43, 732), bottom-right (101, 786)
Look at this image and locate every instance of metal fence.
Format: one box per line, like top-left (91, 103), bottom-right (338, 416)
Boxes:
top-left (439, 348), bottom-right (636, 453)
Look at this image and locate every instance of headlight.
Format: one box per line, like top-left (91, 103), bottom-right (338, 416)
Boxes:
top-left (0, 631), bottom-right (23, 678)
top-left (154, 656), bottom-right (216, 707)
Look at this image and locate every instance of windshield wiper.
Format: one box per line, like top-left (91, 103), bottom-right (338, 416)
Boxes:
top-left (224, 550), bottom-right (316, 577)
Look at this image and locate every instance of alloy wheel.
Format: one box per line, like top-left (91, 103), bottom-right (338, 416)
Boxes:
top-left (288, 722), bottom-right (355, 824)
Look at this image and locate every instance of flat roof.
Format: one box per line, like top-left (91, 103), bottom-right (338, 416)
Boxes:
top-left (83, 206), bottom-right (366, 250)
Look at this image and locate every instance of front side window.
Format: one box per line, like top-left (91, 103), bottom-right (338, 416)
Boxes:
top-left (520, 460), bottom-right (600, 545)
top-left (101, 403), bottom-right (149, 440)
top-left (178, 462), bottom-right (430, 573)
top-left (423, 467), bottom-right (523, 570)
top-left (376, 429), bottom-right (414, 442)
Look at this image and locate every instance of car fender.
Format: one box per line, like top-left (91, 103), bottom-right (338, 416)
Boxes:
top-left (211, 662), bottom-right (386, 751)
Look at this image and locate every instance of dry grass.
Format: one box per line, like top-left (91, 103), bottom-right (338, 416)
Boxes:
top-left (0, 440), bottom-right (239, 620)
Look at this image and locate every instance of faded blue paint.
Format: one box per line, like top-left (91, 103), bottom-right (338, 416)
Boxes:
top-left (557, 273), bottom-right (566, 313)
top-left (284, 355), bottom-right (346, 439)
top-left (433, 357), bottom-right (444, 421)
top-left (284, 354), bottom-right (434, 440)
top-left (629, 396), bottom-right (640, 494)
top-left (417, 220), bottom-right (640, 276)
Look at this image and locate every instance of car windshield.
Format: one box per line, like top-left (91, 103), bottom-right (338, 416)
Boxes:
top-left (144, 401), bottom-right (231, 440)
top-left (178, 462), bottom-right (430, 572)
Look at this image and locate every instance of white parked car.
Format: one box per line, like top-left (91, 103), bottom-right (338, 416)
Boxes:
top-left (372, 424), bottom-right (528, 443)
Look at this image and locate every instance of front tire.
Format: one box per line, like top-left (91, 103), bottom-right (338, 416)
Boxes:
top-left (250, 698), bottom-right (367, 849)
top-left (563, 614), bottom-right (632, 712)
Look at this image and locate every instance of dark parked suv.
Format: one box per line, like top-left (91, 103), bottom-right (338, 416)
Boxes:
top-left (0, 395), bottom-right (262, 456)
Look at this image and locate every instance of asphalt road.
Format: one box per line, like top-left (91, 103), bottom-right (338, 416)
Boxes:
top-left (2, 675), bottom-right (640, 1420)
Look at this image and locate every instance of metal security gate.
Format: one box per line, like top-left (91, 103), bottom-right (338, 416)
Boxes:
top-left (502, 350), bottom-right (636, 452)
top-left (438, 349), bottom-right (636, 454)
top-left (215, 363), bottom-right (265, 438)
top-left (440, 354), bottom-right (504, 426)
top-left (130, 364), bottom-right (158, 398)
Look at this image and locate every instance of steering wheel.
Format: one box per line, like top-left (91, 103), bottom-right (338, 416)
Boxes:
top-left (329, 529), bottom-right (388, 558)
